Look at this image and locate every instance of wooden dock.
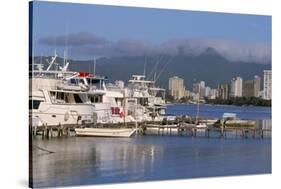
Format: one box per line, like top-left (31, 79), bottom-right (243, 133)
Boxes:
top-left (29, 122), bottom-right (140, 139)
top-left (142, 123), bottom-right (271, 139)
top-left (30, 120), bottom-right (271, 139)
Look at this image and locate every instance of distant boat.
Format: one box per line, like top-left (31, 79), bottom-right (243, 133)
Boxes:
top-left (75, 127), bottom-right (136, 138)
top-left (222, 113), bottom-right (256, 128)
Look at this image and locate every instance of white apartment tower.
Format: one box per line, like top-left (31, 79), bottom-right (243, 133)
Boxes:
top-left (263, 70), bottom-right (272, 100)
top-left (168, 76), bottom-right (186, 100)
top-left (230, 77), bottom-right (243, 97)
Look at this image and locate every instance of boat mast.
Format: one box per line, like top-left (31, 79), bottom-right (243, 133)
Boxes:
top-left (93, 57), bottom-right (96, 76)
top-left (46, 50), bottom-right (57, 71)
top-left (143, 56), bottom-right (146, 77)
top-left (196, 85), bottom-right (200, 124)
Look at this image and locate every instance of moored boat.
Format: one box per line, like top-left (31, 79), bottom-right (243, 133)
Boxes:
top-left (75, 127), bottom-right (136, 137)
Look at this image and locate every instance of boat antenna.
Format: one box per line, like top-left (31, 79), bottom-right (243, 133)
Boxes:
top-left (154, 55), bottom-right (175, 82)
top-left (143, 56), bottom-right (147, 77)
top-left (93, 57), bottom-right (96, 75)
top-left (196, 82), bottom-right (200, 124)
top-left (46, 50), bottom-right (57, 71)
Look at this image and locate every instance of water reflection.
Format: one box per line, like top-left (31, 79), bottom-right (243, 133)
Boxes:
top-left (31, 137), bottom-right (164, 187)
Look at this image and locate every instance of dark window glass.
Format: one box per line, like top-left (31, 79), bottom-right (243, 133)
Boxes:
top-left (73, 94), bottom-right (83, 103)
top-left (29, 100), bottom-right (41, 110)
top-left (79, 79), bottom-right (85, 84)
top-left (56, 92), bottom-right (64, 100)
top-left (70, 79), bottom-right (77, 84)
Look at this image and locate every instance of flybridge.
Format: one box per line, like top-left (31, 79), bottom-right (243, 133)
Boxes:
top-left (129, 75), bottom-right (155, 84)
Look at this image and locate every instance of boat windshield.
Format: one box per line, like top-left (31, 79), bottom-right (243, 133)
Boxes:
top-left (29, 100), bottom-right (42, 110)
top-left (87, 78), bottom-right (102, 89)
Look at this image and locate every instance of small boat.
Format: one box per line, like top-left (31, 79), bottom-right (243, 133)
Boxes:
top-left (224, 120), bottom-right (256, 128)
top-left (75, 127), bottom-right (136, 137)
top-left (196, 123), bottom-right (207, 128)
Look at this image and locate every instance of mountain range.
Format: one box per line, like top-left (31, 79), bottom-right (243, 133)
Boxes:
top-left (33, 47), bottom-right (271, 90)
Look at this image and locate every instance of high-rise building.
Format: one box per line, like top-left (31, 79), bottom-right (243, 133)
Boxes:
top-left (230, 77), bottom-right (243, 97)
top-left (204, 86), bottom-right (211, 97)
top-left (168, 76), bottom-right (186, 100)
top-left (254, 75), bottom-right (261, 97)
top-left (242, 75), bottom-right (261, 97)
top-left (209, 89), bottom-right (218, 99)
top-left (193, 81), bottom-right (206, 98)
top-left (218, 84), bottom-right (230, 100)
top-left (243, 80), bottom-right (255, 97)
top-left (192, 83), bottom-right (200, 94)
top-left (263, 70), bottom-right (272, 100)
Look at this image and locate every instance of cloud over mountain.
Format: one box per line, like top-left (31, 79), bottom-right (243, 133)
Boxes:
top-left (38, 32), bottom-right (107, 46)
top-left (38, 32), bottom-right (271, 64)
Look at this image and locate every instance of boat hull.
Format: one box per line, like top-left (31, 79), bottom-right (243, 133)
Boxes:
top-left (75, 128), bottom-right (136, 137)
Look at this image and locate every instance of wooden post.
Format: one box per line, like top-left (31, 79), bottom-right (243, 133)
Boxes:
top-left (135, 122), bottom-right (138, 135)
top-left (143, 126), bottom-right (146, 135)
top-left (50, 127), bottom-right (53, 138)
top-left (33, 126), bottom-right (37, 137)
top-left (220, 127), bottom-right (224, 138)
top-left (58, 123), bottom-right (62, 137)
top-left (221, 121), bottom-right (224, 138)
top-left (41, 124), bottom-right (44, 138)
top-left (46, 127), bottom-right (50, 138)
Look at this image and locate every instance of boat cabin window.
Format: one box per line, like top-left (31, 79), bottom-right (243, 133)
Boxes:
top-left (87, 78), bottom-right (102, 89)
top-left (49, 91), bottom-right (68, 103)
top-left (79, 79), bottom-right (85, 84)
top-left (138, 98), bottom-right (148, 106)
top-left (70, 78), bottom-right (78, 85)
top-left (29, 100), bottom-right (42, 110)
top-left (89, 95), bottom-right (103, 103)
top-left (56, 92), bottom-right (65, 101)
top-left (73, 94), bottom-right (83, 103)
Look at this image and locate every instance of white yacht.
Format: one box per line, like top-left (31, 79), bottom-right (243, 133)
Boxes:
top-left (127, 75), bottom-right (167, 122)
top-left (74, 74), bottom-right (137, 123)
top-left (29, 54), bottom-right (112, 127)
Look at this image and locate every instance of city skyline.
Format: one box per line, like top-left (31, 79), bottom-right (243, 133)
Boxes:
top-left (168, 70), bottom-right (271, 101)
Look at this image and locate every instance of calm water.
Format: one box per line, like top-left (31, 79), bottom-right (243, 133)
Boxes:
top-left (166, 103), bottom-right (271, 120)
top-left (31, 104), bottom-right (272, 188)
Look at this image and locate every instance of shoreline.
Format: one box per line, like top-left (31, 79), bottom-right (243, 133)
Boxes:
top-left (166, 102), bottom-right (271, 108)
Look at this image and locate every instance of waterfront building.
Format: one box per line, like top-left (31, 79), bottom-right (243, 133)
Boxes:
top-left (243, 80), bottom-right (255, 97)
top-left (205, 86), bottom-right (211, 97)
top-left (208, 89), bottom-right (218, 99)
top-left (263, 70), bottom-right (272, 100)
top-left (168, 76), bottom-right (186, 100)
top-left (193, 81), bottom-right (206, 98)
top-left (230, 77), bottom-right (243, 97)
top-left (192, 82), bottom-right (200, 94)
top-left (254, 75), bottom-right (261, 97)
top-left (184, 90), bottom-right (190, 97)
top-left (242, 75), bottom-right (261, 97)
top-left (217, 84), bottom-right (230, 100)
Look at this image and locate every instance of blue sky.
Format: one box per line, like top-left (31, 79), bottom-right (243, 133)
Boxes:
top-left (31, 1), bottom-right (272, 63)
